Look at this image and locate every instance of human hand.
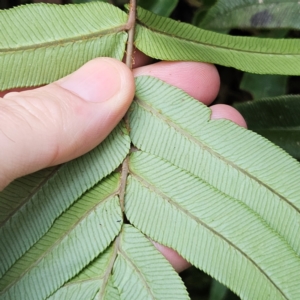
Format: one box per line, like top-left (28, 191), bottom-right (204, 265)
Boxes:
top-left (0, 58), bottom-right (135, 190)
top-left (0, 56), bottom-right (246, 273)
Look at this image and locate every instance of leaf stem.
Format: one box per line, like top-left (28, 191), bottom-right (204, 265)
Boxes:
top-left (119, 156), bottom-right (129, 213)
top-left (119, 0), bottom-right (136, 213)
top-left (125, 0), bottom-right (136, 68)
top-left (98, 236), bottom-right (120, 299)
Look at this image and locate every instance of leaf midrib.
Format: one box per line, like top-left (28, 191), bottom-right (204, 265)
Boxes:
top-left (1, 192), bottom-right (119, 293)
top-left (135, 98), bottom-right (300, 215)
top-left (136, 20), bottom-right (300, 56)
top-left (0, 25), bottom-right (126, 53)
top-left (251, 127), bottom-right (300, 131)
top-left (129, 171), bottom-right (287, 300)
top-left (117, 236), bottom-right (156, 300)
top-left (0, 165), bottom-right (61, 227)
top-left (98, 239), bottom-right (119, 299)
top-left (60, 242), bottom-right (118, 298)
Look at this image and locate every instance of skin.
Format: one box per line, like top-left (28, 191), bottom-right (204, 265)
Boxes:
top-left (0, 57), bottom-right (246, 273)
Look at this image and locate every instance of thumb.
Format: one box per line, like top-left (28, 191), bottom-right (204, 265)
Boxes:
top-left (0, 58), bottom-right (135, 189)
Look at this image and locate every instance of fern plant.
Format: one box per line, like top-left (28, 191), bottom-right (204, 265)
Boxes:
top-left (0, 1), bottom-right (300, 299)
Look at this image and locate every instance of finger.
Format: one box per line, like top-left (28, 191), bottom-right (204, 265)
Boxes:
top-left (133, 61), bottom-right (220, 105)
top-left (0, 49), bottom-right (151, 99)
top-left (121, 47), bottom-right (154, 69)
top-left (0, 87), bottom-right (36, 98)
top-left (153, 242), bottom-right (191, 273)
top-left (132, 48), bottom-right (155, 68)
top-left (0, 58), bottom-right (135, 190)
top-left (210, 104), bottom-right (247, 128)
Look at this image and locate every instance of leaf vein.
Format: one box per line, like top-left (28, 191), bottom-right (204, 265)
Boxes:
top-left (135, 98), bottom-right (300, 215)
top-left (0, 27), bottom-right (127, 54)
top-left (129, 171), bottom-right (287, 299)
top-left (117, 238), bottom-right (156, 300)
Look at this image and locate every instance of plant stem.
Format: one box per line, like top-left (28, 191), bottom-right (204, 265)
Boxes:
top-left (97, 236), bottom-right (120, 299)
top-left (119, 156), bottom-right (129, 213)
top-left (119, 0), bottom-right (136, 214)
top-left (125, 0), bottom-right (136, 68)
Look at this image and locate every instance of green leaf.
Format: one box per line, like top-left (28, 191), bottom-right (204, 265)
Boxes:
top-left (209, 280), bottom-right (228, 300)
top-left (101, 275), bottom-right (121, 300)
top-left (1, 75), bottom-right (300, 300)
top-left (126, 150), bottom-right (300, 300)
top-left (112, 225), bottom-right (189, 300)
top-left (238, 29), bottom-right (289, 101)
top-left (73, 0), bottom-right (109, 3)
top-left (50, 243), bottom-right (121, 300)
top-left (199, 0), bottom-right (300, 30)
top-left (3, 2), bottom-right (300, 92)
top-left (192, 0), bottom-right (223, 32)
top-left (49, 224), bottom-right (189, 300)
top-left (1, 2), bottom-right (300, 299)
top-left (0, 167), bottom-right (57, 224)
top-left (0, 2), bottom-right (127, 90)
top-left (240, 73), bottom-right (288, 99)
top-left (129, 76), bottom-right (300, 258)
top-left (234, 95), bottom-right (300, 159)
top-left (137, 0), bottom-right (179, 17)
top-left (0, 174), bottom-right (122, 300)
top-left (47, 244), bottom-right (116, 299)
top-left (134, 6), bottom-right (300, 75)
top-left (0, 123), bottom-right (130, 277)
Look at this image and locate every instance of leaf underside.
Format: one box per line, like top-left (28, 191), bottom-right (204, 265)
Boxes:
top-left (126, 150), bottom-right (300, 300)
top-left (2, 76), bottom-right (300, 300)
top-left (2, 1), bottom-right (300, 92)
top-left (0, 122), bottom-right (130, 277)
top-left (112, 225), bottom-right (189, 300)
top-left (0, 174), bottom-right (123, 299)
top-left (1, 2), bottom-right (300, 300)
top-left (0, 2), bottom-right (127, 90)
top-left (48, 225), bottom-right (189, 300)
top-left (134, 6), bottom-right (300, 75)
top-left (127, 76), bottom-right (300, 299)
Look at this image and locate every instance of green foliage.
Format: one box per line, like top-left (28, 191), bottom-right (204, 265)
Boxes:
top-left (198, 0), bottom-right (300, 30)
top-left (240, 73), bottom-right (288, 99)
top-left (1, 174), bottom-right (123, 299)
top-left (0, 2), bottom-right (127, 89)
top-left (209, 280), bottom-right (230, 300)
top-left (0, 123), bottom-right (130, 278)
top-left (137, 0), bottom-right (179, 16)
top-left (1, 1), bottom-right (300, 300)
top-left (235, 95), bottom-right (300, 160)
top-left (134, 6), bottom-right (300, 75)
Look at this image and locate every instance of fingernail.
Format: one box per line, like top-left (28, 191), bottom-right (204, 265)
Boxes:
top-left (58, 59), bottom-right (121, 103)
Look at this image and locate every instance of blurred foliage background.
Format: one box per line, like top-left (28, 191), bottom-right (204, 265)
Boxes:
top-left (2, 0), bottom-right (300, 299)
